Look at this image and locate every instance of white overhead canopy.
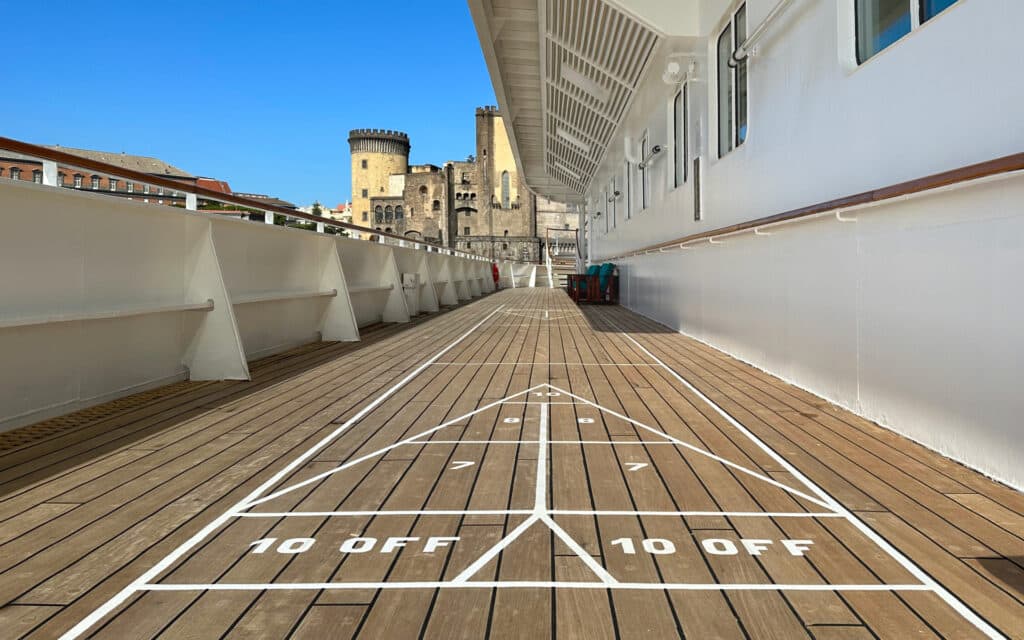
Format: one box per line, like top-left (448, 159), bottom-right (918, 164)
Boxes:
top-left (469, 0), bottom-right (668, 203)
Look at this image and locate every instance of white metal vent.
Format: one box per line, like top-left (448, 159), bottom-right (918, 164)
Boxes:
top-left (542, 0), bottom-right (659, 195)
top-left (470, 0), bottom-right (661, 202)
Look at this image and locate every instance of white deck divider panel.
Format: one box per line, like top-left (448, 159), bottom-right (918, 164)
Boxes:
top-left (391, 245), bottom-right (440, 315)
top-left (425, 252), bottom-right (459, 307)
top-left (334, 236), bottom-right (410, 328)
top-left (0, 180), bottom-right (489, 432)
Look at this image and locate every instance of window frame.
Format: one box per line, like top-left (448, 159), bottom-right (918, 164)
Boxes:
top-left (855, 0), bottom-right (959, 64)
top-left (672, 84), bottom-right (689, 188)
top-left (717, 4), bottom-right (748, 158)
top-left (624, 160), bottom-right (633, 220)
top-left (609, 177), bottom-right (618, 229)
top-left (10, 167), bottom-right (21, 180)
top-left (639, 132), bottom-right (651, 211)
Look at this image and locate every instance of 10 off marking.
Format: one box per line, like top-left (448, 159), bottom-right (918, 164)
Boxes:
top-left (611, 537), bottom-right (813, 557)
top-left (249, 536), bottom-right (459, 555)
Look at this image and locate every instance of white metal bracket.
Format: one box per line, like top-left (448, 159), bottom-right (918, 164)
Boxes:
top-left (835, 210), bottom-right (857, 223)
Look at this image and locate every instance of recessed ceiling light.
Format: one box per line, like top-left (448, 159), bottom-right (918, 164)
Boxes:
top-left (560, 66), bottom-right (610, 104)
top-left (556, 126), bottom-right (592, 154)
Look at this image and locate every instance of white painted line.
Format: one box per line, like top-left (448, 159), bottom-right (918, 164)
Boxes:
top-left (244, 385), bottom-right (548, 508)
top-left (59, 303), bottom-right (509, 640)
top-left (234, 510), bottom-right (841, 518)
top-left (451, 515), bottom-right (539, 583)
top-left (540, 513), bottom-right (618, 585)
top-left (400, 440), bottom-right (678, 445)
top-left (431, 363), bottom-right (661, 367)
top-left (236, 510), bottom-right (535, 518)
top-left (140, 581), bottom-right (934, 592)
top-left (543, 384), bottom-right (834, 511)
top-left (604, 318), bottom-right (1006, 640)
top-left (535, 402), bottom-right (548, 511)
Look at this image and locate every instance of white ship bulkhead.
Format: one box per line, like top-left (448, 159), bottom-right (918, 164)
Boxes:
top-left (470, 0), bottom-right (1024, 488)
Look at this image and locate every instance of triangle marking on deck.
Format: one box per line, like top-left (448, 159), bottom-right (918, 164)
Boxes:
top-left (540, 384), bottom-right (839, 513)
top-left (239, 384), bottom-right (550, 510)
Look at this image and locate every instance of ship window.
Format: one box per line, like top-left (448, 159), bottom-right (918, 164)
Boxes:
top-left (673, 85), bottom-right (688, 188)
top-left (640, 133), bottom-right (650, 210)
top-left (624, 160), bottom-right (632, 220)
top-left (856, 0), bottom-right (911, 62)
top-left (856, 0), bottom-right (958, 64)
top-left (609, 178), bottom-right (617, 229)
top-left (717, 4), bottom-right (747, 157)
top-left (921, 0), bottom-right (957, 21)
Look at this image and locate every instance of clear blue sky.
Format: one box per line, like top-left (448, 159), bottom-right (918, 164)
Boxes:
top-left (1, 1), bottom-right (497, 207)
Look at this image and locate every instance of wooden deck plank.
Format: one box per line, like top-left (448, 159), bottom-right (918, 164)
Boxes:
top-left (0, 289), bottom-right (1021, 639)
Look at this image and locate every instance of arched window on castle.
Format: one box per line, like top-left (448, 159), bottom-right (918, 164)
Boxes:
top-left (385, 205), bottom-right (393, 221)
top-left (455, 193), bottom-right (462, 200)
top-left (375, 205), bottom-right (384, 223)
top-left (503, 229), bottom-right (509, 237)
top-left (395, 205), bottom-right (403, 219)
top-left (432, 200), bottom-right (440, 211)
top-left (501, 171), bottom-right (510, 209)
top-left (419, 185), bottom-right (428, 196)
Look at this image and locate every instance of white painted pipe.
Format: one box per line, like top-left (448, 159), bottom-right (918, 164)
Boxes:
top-left (733, 0), bottom-right (798, 63)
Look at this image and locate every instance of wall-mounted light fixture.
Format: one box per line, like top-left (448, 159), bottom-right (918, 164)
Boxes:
top-left (638, 145), bottom-right (663, 170)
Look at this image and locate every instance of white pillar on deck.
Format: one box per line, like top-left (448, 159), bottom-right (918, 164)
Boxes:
top-left (41, 161), bottom-right (58, 187)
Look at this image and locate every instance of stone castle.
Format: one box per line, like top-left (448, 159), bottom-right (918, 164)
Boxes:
top-left (348, 106), bottom-right (576, 262)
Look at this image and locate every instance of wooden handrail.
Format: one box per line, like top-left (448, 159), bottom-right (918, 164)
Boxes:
top-left (596, 152), bottom-right (1024, 262)
top-left (0, 136), bottom-right (487, 261)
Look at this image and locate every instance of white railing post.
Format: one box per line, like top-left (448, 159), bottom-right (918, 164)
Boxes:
top-left (316, 221), bottom-right (325, 233)
top-left (41, 160), bottom-right (58, 187)
top-left (185, 193), bottom-right (198, 211)
top-left (264, 210), bottom-right (274, 225)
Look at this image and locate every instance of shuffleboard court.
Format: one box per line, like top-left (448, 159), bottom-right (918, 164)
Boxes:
top-left (1, 289), bottom-right (1018, 639)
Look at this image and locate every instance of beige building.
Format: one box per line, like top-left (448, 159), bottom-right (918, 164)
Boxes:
top-left (348, 107), bottom-right (576, 261)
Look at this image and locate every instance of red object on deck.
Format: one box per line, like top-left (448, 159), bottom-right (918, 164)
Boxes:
top-left (491, 263), bottom-right (500, 287)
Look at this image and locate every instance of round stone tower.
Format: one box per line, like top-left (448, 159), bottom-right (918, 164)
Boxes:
top-left (348, 129), bottom-right (411, 226)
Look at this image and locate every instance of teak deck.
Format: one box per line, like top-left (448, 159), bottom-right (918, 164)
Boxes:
top-left (1, 289), bottom-right (1022, 639)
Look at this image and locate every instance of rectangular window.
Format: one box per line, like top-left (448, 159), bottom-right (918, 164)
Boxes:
top-left (464, 226), bottom-right (470, 235)
top-left (361, 159), bottom-right (368, 169)
top-left (74, 174), bottom-right (83, 188)
top-left (693, 157), bottom-right (703, 221)
top-left (361, 188), bottom-right (368, 198)
top-left (33, 170), bottom-right (43, 184)
top-left (717, 24), bottom-right (734, 157)
top-left (362, 211), bottom-right (368, 221)
top-left (639, 134), bottom-right (650, 210)
top-left (109, 179), bottom-right (118, 191)
top-left (673, 85), bottom-right (688, 188)
top-left (735, 5), bottom-right (748, 146)
top-left (91, 175), bottom-right (100, 189)
top-left (603, 191), bottom-right (609, 233)
top-left (610, 178), bottom-right (617, 229)
top-left (126, 182), bottom-right (134, 193)
top-left (717, 5), bottom-right (747, 157)
top-left (921, 0), bottom-right (957, 21)
top-left (624, 160), bottom-right (632, 220)
top-left (143, 185), bottom-right (150, 194)
top-left (856, 0), bottom-right (911, 62)
top-left (10, 168), bottom-right (21, 180)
